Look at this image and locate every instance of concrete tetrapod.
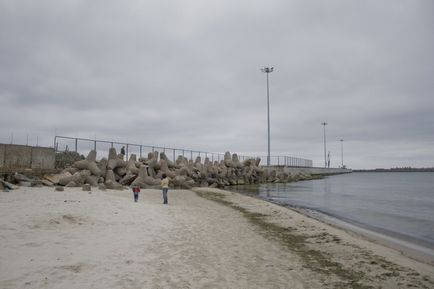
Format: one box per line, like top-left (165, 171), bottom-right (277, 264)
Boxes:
top-left (72, 150), bottom-right (101, 176)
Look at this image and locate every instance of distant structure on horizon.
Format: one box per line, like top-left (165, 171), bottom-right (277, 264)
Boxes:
top-left (353, 167), bottom-right (434, 172)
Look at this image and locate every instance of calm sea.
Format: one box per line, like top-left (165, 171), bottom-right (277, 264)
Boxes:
top-left (229, 172), bottom-right (434, 249)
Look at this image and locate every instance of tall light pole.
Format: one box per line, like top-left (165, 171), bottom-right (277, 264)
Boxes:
top-left (340, 138), bottom-right (344, 168)
top-left (261, 66), bottom-right (274, 166)
top-left (321, 122), bottom-right (328, 168)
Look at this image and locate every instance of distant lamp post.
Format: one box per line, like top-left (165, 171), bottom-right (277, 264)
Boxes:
top-left (261, 66), bottom-right (274, 166)
top-left (321, 122), bottom-right (328, 168)
top-left (340, 139), bottom-right (344, 168)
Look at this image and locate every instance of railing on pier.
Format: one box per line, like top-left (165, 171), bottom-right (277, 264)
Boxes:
top-left (53, 136), bottom-right (313, 168)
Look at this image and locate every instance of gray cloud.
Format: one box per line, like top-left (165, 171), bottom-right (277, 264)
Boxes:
top-left (1, 0), bottom-right (433, 169)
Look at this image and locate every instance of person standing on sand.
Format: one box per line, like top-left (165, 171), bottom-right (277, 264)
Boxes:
top-left (132, 185), bottom-right (140, 202)
top-left (160, 174), bottom-right (169, 204)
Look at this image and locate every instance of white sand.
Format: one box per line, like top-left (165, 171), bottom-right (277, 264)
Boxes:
top-left (0, 187), bottom-right (433, 289)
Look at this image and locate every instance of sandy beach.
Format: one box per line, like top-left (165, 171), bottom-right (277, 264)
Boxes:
top-left (1, 186), bottom-right (433, 289)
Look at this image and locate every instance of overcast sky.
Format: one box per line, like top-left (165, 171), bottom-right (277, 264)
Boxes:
top-left (1, 0), bottom-right (433, 169)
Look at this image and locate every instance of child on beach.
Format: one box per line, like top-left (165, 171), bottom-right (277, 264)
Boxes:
top-left (160, 174), bottom-right (169, 204)
top-left (132, 185), bottom-right (140, 202)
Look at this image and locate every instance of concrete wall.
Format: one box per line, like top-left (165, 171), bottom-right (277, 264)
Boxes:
top-left (0, 144), bottom-right (55, 170)
top-left (0, 144), bottom-right (5, 168)
top-left (31, 147), bottom-right (55, 169)
top-left (264, 166), bottom-right (351, 175)
top-left (4, 144), bottom-right (32, 169)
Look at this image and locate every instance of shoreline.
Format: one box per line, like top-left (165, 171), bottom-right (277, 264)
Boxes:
top-left (225, 181), bottom-right (434, 266)
top-left (260, 197), bottom-right (434, 266)
top-left (193, 187), bottom-right (434, 287)
top-left (312, 210), bottom-right (434, 265)
top-left (1, 186), bottom-right (433, 288)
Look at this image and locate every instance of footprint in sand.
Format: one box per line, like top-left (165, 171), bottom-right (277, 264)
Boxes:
top-left (58, 262), bottom-right (91, 273)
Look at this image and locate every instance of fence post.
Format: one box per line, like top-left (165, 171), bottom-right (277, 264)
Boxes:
top-left (126, 144), bottom-right (129, 160)
top-left (75, 138), bottom-right (78, 152)
top-left (94, 140), bottom-right (96, 151)
top-left (190, 151), bottom-right (193, 161)
top-left (53, 136), bottom-right (57, 151)
top-left (140, 145), bottom-right (142, 158)
top-left (173, 149), bottom-right (175, 163)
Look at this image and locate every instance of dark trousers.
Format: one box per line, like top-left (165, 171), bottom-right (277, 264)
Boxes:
top-left (162, 188), bottom-right (168, 204)
top-left (133, 192), bottom-right (139, 202)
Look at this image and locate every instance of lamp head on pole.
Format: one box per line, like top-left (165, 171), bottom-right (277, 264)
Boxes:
top-left (261, 67), bottom-right (274, 73)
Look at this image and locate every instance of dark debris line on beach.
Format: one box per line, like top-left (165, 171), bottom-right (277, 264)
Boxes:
top-left (194, 189), bottom-right (434, 289)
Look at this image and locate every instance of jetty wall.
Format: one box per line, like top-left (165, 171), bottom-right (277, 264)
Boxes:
top-left (263, 166), bottom-right (352, 175)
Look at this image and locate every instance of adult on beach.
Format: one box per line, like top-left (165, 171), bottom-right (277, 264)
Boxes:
top-left (160, 174), bottom-right (169, 204)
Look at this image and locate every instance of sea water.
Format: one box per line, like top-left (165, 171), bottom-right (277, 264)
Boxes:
top-left (229, 172), bottom-right (434, 249)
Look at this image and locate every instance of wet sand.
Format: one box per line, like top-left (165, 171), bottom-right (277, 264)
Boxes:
top-left (0, 186), bottom-right (433, 288)
top-left (303, 209), bottom-right (434, 266)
